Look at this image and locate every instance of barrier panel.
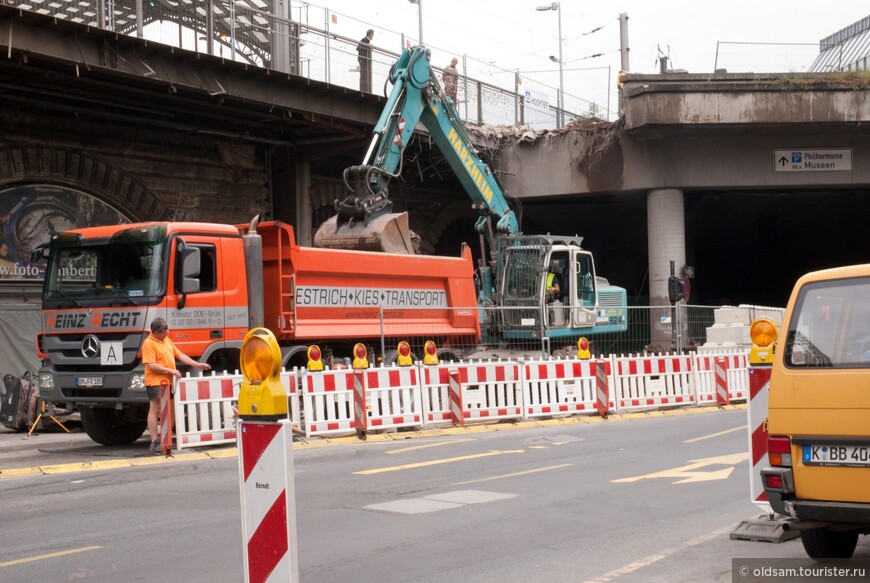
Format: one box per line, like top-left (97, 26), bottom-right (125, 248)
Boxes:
top-left (613, 354), bottom-right (694, 412)
top-left (302, 368), bottom-right (358, 437)
top-left (175, 369), bottom-right (301, 449)
top-left (522, 359), bottom-right (596, 418)
top-left (694, 352), bottom-right (749, 405)
top-left (747, 367), bottom-right (772, 510)
top-left (364, 366), bottom-right (424, 431)
top-left (594, 360), bottom-right (609, 418)
top-left (175, 373), bottom-right (241, 449)
top-left (419, 365), bottom-right (456, 426)
top-left (456, 361), bottom-right (523, 423)
top-left (419, 360), bottom-right (523, 425)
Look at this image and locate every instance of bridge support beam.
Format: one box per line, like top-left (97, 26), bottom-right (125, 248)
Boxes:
top-left (647, 188), bottom-right (686, 349)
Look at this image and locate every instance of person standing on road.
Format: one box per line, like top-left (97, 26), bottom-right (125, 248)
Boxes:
top-left (442, 57), bottom-right (459, 103)
top-left (142, 317), bottom-right (210, 454)
top-left (357, 28), bottom-right (375, 92)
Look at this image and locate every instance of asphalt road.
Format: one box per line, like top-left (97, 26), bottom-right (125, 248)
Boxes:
top-left (1, 409), bottom-right (868, 582)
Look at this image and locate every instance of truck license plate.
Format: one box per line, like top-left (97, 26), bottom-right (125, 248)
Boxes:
top-left (803, 444), bottom-right (870, 466)
top-left (75, 377), bottom-right (103, 387)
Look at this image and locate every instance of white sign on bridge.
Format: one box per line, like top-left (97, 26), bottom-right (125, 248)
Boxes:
top-left (774, 149), bottom-right (852, 172)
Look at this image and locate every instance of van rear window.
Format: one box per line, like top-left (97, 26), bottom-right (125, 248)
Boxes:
top-left (785, 277), bottom-right (870, 368)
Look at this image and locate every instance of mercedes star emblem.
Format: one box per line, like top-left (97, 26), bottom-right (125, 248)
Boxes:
top-left (81, 335), bottom-right (101, 359)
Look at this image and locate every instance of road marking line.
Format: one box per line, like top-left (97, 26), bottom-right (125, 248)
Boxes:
top-left (385, 438), bottom-right (475, 454)
top-left (449, 463), bottom-right (573, 486)
top-left (683, 425), bottom-right (746, 443)
top-left (354, 449), bottom-right (525, 475)
top-left (0, 545), bottom-right (102, 568)
top-left (581, 526), bottom-right (732, 582)
top-left (612, 452), bottom-right (748, 484)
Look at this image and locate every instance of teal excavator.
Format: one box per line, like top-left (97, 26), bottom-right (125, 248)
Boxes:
top-left (315, 46), bottom-right (628, 346)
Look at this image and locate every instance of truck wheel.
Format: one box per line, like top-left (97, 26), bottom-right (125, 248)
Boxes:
top-left (800, 527), bottom-right (859, 559)
top-left (80, 406), bottom-right (148, 446)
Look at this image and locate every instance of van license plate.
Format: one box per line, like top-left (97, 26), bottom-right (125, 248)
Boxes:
top-left (803, 444), bottom-right (870, 466)
top-left (76, 377), bottom-right (103, 387)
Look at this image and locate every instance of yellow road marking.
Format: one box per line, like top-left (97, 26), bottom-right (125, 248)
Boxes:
top-left (449, 463), bottom-right (573, 486)
top-left (612, 452), bottom-right (749, 484)
top-left (0, 545), bottom-right (101, 568)
top-left (683, 425), bottom-right (746, 443)
top-left (385, 438), bottom-right (475, 454)
top-left (354, 449), bottom-right (525, 475)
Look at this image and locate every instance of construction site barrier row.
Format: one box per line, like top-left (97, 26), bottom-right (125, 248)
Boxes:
top-left (171, 350), bottom-right (749, 447)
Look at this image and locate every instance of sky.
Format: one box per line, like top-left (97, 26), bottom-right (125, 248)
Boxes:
top-left (303, 1), bottom-right (870, 120)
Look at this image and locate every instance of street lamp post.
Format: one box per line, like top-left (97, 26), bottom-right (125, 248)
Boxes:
top-left (536, 2), bottom-right (563, 128)
top-left (408, 0), bottom-right (423, 46)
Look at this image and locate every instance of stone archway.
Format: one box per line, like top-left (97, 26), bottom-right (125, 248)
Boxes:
top-left (0, 146), bottom-right (168, 222)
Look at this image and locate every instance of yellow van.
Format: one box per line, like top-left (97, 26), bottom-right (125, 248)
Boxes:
top-left (761, 264), bottom-right (870, 559)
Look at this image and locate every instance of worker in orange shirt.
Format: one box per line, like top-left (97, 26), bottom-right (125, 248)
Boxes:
top-left (142, 317), bottom-right (211, 453)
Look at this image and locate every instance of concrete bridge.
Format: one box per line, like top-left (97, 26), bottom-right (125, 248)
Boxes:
top-left (1, 5), bottom-right (868, 316)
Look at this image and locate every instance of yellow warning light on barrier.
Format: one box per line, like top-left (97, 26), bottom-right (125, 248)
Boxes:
top-left (423, 340), bottom-right (439, 365)
top-left (238, 327), bottom-right (288, 419)
top-left (307, 345), bottom-right (324, 371)
top-left (397, 341), bottom-right (413, 366)
top-left (749, 317), bottom-right (778, 365)
top-left (352, 343), bottom-right (369, 369)
top-left (577, 337), bottom-right (591, 360)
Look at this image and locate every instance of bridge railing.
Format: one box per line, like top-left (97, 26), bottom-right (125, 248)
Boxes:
top-left (2, 0), bottom-right (590, 128)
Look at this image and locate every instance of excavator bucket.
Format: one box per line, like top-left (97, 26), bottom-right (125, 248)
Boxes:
top-left (313, 211), bottom-right (415, 254)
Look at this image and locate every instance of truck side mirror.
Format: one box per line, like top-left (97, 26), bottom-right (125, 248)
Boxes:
top-left (175, 241), bottom-right (201, 295)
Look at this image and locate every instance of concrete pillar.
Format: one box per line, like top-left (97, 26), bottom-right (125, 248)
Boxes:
top-left (647, 188), bottom-right (685, 348)
top-left (295, 160), bottom-right (312, 246)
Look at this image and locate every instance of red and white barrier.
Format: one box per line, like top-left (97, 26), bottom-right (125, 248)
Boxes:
top-left (594, 360), bottom-right (609, 418)
top-left (364, 366), bottom-right (423, 431)
top-left (694, 352), bottom-right (748, 405)
top-left (175, 370), bottom-right (301, 449)
top-left (238, 419), bottom-right (298, 583)
top-left (302, 368), bottom-right (357, 437)
top-left (175, 374), bottom-right (241, 448)
top-left (748, 367), bottom-right (772, 510)
top-left (522, 359), bottom-right (596, 418)
top-left (419, 366), bottom-right (455, 425)
top-left (454, 361), bottom-right (523, 423)
top-left (175, 349), bottom-right (763, 439)
top-left (715, 357), bottom-right (730, 406)
top-left (160, 379), bottom-right (173, 454)
top-left (614, 354), bottom-right (693, 411)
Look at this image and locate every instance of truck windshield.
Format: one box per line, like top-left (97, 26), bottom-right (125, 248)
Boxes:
top-left (43, 241), bottom-right (166, 306)
top-left (785, 276), bottom-right (870, 368)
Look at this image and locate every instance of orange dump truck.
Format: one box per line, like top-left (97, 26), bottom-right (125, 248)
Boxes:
top-left (34, 218), bottom-right (479, 445)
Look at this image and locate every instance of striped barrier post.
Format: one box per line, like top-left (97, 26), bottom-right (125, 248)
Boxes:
top-left (160, 379), bottom-right (173, 455)
top-left (715, 357), bottom-right (730, 406)
top-left (748, 366), bottom-right (772, 510)
top-left (594, 360), bottom-right (609, 419)
top-left (353, 369), bottom-right (367, 439)
top-left (239, 419), bottom-right (298, 583)
top-left (448, 369), bottom-right (464, 426)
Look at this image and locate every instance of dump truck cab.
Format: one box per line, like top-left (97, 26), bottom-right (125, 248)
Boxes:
top-left (761, 263), bottom-right (870, 559)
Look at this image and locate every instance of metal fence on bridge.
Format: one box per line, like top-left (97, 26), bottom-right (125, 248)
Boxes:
top-left (1, 0), bottom-right (611, 127)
